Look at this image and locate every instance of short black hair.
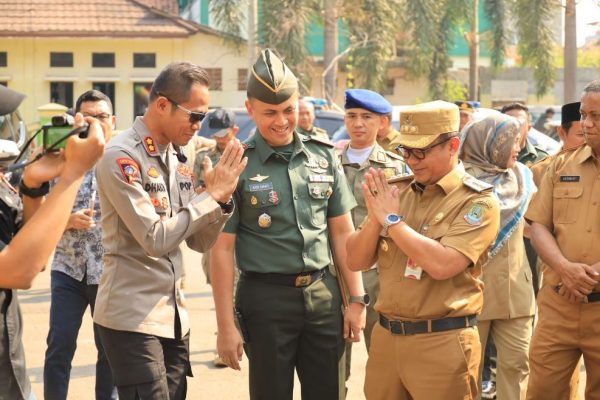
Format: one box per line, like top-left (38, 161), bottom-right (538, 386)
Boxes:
top-left (501, 102), bottom-right (529, 115)
top-left (546, 107), bottom-right (555, 114)
top-left (562, 121), bottom-right (573, 132)
top-left (149, 62), bottom-right (210, 104)
top-left (75, 89), bottom-right (113, 114)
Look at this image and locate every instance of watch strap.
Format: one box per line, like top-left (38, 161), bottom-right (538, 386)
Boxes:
top-left (19, 180), bottom-right (50, 198)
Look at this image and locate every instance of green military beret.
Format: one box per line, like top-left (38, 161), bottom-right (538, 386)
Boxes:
top-left (247, 49), bottom-right (298, 104)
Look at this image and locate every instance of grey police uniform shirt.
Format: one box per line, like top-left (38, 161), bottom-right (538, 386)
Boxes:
top-left (51, 169), bottom-right (103, 284)
top-left (94, 117), bottom-right (231, 339)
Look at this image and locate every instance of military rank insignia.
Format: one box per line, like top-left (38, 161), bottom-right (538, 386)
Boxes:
top-left (117, 158), bottom-right (140, 184)
top-left (177, 164), bottom-right (194, 177)
top-left (143, 136), bottom-right (158, 155)
top-left (258, 213), bottom-right (271, 228)
top-left (268, 190), bottom-right (278, 204)
top-left (250, 195), bottom-right (258, 205)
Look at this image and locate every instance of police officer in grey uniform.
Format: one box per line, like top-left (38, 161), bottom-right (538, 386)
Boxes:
top-left (210, 49), bottom-right (366, 400)
top-left (94, 62), bottom-right (247, 399)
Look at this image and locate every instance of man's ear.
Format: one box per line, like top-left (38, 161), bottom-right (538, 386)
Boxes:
top-left (449, 136), bottom-right (461, 154)
top-left (245, 99), bottom-right (254, 120)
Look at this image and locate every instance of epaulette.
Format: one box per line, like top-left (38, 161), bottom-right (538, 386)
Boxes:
top-left (388, 174), bottom-right (413, 184)
top-left (314, 127), bottom-right (328, 135)
top-left (463, 175), bottom-right (493, 193)
top-left (385, 150), bottom-right (403, 160)
top-left (305, 134), bottom-right (334, 147)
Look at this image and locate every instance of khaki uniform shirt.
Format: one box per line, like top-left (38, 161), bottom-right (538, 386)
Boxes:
top-left (298, 126), bottom-right (330, 141)
top-left (375, 163), bottom-right (500, 320)
top-left (525, 144), bottom-right (600, 292)
top-left (223, 131), bottom-right (356, 274)
top-left (193, 145), bottom-right (221, 188)
top-left (95, 117), bottom-right (230, 338)
top-left (377, 128), bottom-right (401, 152)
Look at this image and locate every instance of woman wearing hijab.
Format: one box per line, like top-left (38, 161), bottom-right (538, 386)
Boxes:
top-left (459, 113), bottom-right (536, 400)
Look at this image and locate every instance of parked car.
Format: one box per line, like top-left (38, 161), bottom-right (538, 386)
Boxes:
top-left (197, 108), bottom-right (345, 141)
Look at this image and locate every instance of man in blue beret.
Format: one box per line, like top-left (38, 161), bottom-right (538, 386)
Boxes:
top-left (339, 89), bottom-right (408, 381)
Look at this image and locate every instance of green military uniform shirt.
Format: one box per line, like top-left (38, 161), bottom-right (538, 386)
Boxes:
top-left (340, 143), bottom-right (408, 227)
top-left (193, 145), bottom-right (221, 187)
top-left (519, 138), bottom-right (549, 167)
top-left (224, 131), bottom-right (356, 274)
top-left (297, 126), bottom-right (330, 141)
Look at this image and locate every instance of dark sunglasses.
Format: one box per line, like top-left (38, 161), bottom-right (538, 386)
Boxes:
top-left (157, 92), bottom-right (207, 124)
top-left (396, 137), bottom-right (453, 160)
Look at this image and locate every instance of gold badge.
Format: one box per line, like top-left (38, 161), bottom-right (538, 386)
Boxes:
top-left (318, 159), bottom-right (329, 169)
top-left (258, 213), bottom-right (272, 228)
top-left (380, 239), bottom-right (389, 252)
top-left (250, 174), bottom-right (269, 182)
top-left (432, 212), bottom-right (444, 224)
top-left (147, 167), bottom-right (160, 178)
top-left (326, 186), bottom-right (333, 198)
top-left (250, 195), bottom-right (258, 205)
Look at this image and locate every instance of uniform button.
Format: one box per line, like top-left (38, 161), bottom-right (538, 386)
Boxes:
top-left (300, 225), bottom-right (304, 229)
top-left (583, 253), bottom-right (588, 258)
top-left (294, 194), bottom-right (299, 200)
top-left (303, 252), bottom-right (308, 258)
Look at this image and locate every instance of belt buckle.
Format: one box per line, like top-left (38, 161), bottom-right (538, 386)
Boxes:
top-left (390, 320), bottom-right (406, 335)
top-left (295, 274), bottom-right (312, 287)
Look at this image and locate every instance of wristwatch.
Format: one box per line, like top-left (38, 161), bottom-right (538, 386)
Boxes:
top-left (381, 213), bottom-right (403, 237)
top-left (349, 293), bottom-right (370, 306)
top-left (19, 180), bottom-right (50, 198)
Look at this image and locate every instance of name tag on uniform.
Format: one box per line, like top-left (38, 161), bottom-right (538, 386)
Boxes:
top-left (404, 258), bottom-right (423, 280)
top-left (309, 175), bottom-right (334, 183)
top-left (560, 175), bottom-right (580, 182)
top-left (249, 182), bottom-right (274, 191)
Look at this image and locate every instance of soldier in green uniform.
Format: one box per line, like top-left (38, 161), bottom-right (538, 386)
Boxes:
top-left (340, 88), bottom-right (408, 380)
top-left (210, 49), bottom-right (367, 400)
top-left (298, 98), bottom-right (330, 140)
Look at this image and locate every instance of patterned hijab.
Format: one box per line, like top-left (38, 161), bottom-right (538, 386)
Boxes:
top-left (459, 113), bottom-right (535, 257)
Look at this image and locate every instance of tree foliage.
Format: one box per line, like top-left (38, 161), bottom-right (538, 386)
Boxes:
top-left (209, 0), bottom-right (247, 49)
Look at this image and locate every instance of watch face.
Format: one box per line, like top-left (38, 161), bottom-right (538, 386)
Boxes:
top-left (387, 214), bottom-right (401, 224)
top-left (364, 293), bottom-right (371, 305)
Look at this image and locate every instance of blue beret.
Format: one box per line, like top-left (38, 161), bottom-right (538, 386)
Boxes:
top-left (344, 89), bottom-right (392, 114)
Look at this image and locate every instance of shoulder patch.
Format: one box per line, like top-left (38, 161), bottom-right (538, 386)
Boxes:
top-left (388, 174), bottom-right (413, 184)
top-left (463, 175), bottom-right (493, 193)
top-left (306, 134), bottom-right (334, 147)
top-left (116, 158), bottom-right (140, 184)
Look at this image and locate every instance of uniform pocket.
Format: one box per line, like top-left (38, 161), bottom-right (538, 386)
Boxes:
top-left (307, 183), bottom-right (330, 226)
top-left (552, 185), bottom-right (583, 224)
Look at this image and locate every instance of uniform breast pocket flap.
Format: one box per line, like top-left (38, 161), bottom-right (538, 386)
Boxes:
top-left (553, 185), bottom-right (583, 224)
top-left (244, 189), bottom-right (279, 208)
top-left (308, 182), bottom-right (331, 200)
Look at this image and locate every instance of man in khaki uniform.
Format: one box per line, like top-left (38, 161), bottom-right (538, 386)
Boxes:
top-left (340, 88), bottom-right (407, 353)
top-left (94, 62), bottom-right (247, 399)
top-left (376, 110), bottom-right (400, 151)
top-left (525, 80), bottom-right (600, 399)
top-left (455, 100), bottom-right (475, 132)
top-left (347, 100), bottom-right (500, 400)
top-left (298, 98), bottom-right (329, 140)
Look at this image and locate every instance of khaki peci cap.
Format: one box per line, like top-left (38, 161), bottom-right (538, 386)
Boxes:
top-left (397, 101), bottom-right (460, 148)
top-left (247, 49), bottom-right (298, 104)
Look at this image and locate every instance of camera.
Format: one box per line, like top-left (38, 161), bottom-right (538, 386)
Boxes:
top-left (41, 114), bottom-right (89, 151)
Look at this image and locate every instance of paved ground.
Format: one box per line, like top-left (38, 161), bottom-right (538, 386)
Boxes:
top-left (20, 246), bottom-right (368, 399)
top-left (19, 245), bottom-right (585, 399)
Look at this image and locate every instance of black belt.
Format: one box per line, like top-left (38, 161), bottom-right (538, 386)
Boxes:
top-left (242, 268), bottom-right (327, 288)
top-left (379, 314), bottom-right (477, 336)
top-left (588, 292), bottom-right (600, 303)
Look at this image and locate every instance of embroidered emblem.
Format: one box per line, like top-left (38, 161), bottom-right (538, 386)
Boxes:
top-left (464, 203), bottom-right (486, 226)
top-left (250, 195), bottom-right (258, 205)
top-left (177, 164), bottom-right (193, 176)
top-left (116, 158), bottom-right (139, 184)
top-left (258, 213), bottom-right (272, 228)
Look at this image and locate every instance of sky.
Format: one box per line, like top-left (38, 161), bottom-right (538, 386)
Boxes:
top-left (577, 0), bottom-right (600, 46)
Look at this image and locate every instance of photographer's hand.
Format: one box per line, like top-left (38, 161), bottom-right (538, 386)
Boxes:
top-left (60, 113), bottom-right (105, 182)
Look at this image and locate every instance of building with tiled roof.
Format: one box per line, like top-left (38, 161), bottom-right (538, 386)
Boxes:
top-left (0, 0), bottom-right (248, 130)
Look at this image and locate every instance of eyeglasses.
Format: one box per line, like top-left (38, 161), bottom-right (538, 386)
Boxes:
top-left (157, 92), bottom-right (207, 124)
top-left (396, 137), bottom-right (453, 160)
top-left (82, 113), bottom-right (111, 122)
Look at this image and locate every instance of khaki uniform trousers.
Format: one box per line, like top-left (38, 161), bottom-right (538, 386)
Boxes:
top-left (365, 323), bottom-right (481, 400)
top-left (478, 316), bottom-right (533, 400)
top-left (526, 285), bottom-right (600, 400)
